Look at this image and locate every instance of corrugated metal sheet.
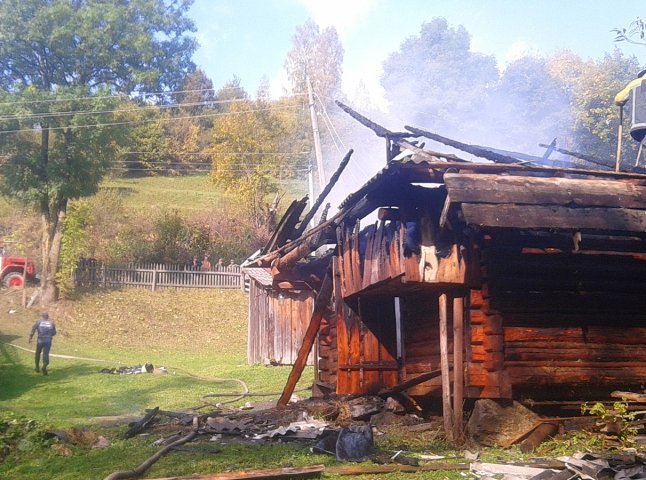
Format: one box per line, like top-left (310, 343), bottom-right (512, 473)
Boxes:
top-left (242, 267), bottom-right (273, 287)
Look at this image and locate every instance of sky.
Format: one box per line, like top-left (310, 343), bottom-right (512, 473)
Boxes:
top-left (188, 0), bottom-right (646, 107)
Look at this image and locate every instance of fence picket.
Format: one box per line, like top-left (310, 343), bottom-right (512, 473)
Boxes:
top-left (74, 260), bottom-right (247, 291)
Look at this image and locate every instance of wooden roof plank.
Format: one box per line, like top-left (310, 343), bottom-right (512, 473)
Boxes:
top-left (461, 203), bottom-right (646, 233)
top-left (445, 173), bottom-right (646, 209)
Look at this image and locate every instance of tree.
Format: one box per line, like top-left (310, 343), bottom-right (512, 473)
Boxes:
top-left (285, 19), bottom-right (344, 105)
top-left (381, 18), bottom-right (499, 138)
top-left (0, 0), bottom-right (196, 304)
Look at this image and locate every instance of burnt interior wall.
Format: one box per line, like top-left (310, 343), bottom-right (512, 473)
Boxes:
top-left (476, 234), bottom-right (646, 399)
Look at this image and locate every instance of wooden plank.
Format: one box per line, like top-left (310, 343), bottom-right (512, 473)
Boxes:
top-left (453, 296), bottom-right (464, 442)
top-left (461, 203), bottom-right (646, 233)
top-left (277, 267), bottom-right (333, 406)
top-left (378, 369), bottom-right (443, 397)
top-left (349, 307), bottom-right (362, 394)
top-left (334, 258), bottom-right (350, 394)
top-left (438, 294), bottom-right (453, 439)
top-left (144, 464), bottom-right (326, 480)
top-left (445, 173), bottom-right (646, 209)
top-left (503, 326), bottom-right (646, 344)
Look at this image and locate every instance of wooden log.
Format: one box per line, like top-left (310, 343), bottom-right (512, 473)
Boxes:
top-left (519, 422), bottom-right (559, 453)
top-left (611, 391), bottom-right (646, 402)
top-left (503, 327), bottom-right (646, 344)
top-left (445, 173), bottom-right (646, 209)
top-left (326, 463), bottom-right (469, 476)
top-left (453, 296), bottom-right (464, 443)
top-left (405, 125), bottom-right (524, 165)
top-left (277, 267), bottom-right (333, 406)
top-left (461, 203), bottom-right (646, 233)
top-left (378, 369), bottom-right (443, 397)
top-left (439, 294), bottom-right (453, 439)
top-left (143, 464), bottom-right (326, 480)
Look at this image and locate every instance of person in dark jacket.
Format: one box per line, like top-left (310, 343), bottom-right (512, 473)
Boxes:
top-left (29, 312), bottom-right (56, 375)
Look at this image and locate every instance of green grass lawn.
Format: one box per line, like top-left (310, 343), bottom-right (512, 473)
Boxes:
top-left (0, 288), bottom-right (320, 479)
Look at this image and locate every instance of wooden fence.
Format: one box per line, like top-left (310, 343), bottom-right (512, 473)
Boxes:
top-left (74, 260), bottom-right (247, 291)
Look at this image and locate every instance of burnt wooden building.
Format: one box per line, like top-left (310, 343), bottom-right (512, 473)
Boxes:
top-left (252, 103), bottom-right (646, 437)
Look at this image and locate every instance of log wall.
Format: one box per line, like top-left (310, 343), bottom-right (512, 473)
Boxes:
top-left (469, 238), bottom-right (646, 399)
top-left (400, 293), bottom-right (446, 396)
top-left (247, 280), bottom-right (314, 365)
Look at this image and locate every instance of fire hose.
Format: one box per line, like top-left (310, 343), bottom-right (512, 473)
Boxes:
top-left (1, 341), bottom-right (310, 408)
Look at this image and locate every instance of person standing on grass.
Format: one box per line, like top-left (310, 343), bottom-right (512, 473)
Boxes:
top-left (28, 312), bottom-right (56, 376)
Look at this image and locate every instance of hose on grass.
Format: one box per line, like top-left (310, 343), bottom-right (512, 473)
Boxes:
top-left (2, 341), bottom-right (311, 408)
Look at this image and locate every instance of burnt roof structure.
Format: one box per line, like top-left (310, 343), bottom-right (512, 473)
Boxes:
top-left (252, 102), bottom-right (646, 441)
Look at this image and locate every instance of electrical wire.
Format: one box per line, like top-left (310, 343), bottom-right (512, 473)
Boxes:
top-left (0, 85), bottom-right (248, 108)
top-left (0, 104), bottom-right (301, 135)
top-left (0, 93), bottom-right (309, 122)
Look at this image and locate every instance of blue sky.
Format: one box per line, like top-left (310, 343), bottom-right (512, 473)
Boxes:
top-left (188, 0), bottom-right (646, 106)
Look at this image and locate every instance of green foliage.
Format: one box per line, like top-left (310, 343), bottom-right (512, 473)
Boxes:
top-left (0, 414), bottom-right (53, 464)
top-left (0, 0), bottom-right (197, 303)
top-left (57, 201), bottom-right (92, 297)
top-left (0, 0), bottom-right (196, 92)
top-left (582, 400), bottom-right (638, 444)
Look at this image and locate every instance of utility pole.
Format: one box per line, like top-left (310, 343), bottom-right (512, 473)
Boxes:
top-left (306, 74), bottom-right (326, 191)
top-left (308, 161), bottom-right (315, 223)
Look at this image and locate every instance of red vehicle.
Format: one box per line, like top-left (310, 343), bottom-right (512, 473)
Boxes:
top-left (0, 252), bottom-right (38, 287)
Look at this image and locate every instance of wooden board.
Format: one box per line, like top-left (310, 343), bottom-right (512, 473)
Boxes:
top-left (461, 203), bottom-right (646, 233)
top-left (445, 173), bottom-right (646, 209)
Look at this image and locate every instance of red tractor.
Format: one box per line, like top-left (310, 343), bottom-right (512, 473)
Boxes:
top-left (0, 251), bottom-right (38, 288)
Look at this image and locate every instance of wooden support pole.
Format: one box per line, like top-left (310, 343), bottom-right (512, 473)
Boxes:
top-left (616, 106), bottom-right (624, 172)
top-left (439, 293), bottom-right (454, 439)
top-left (452, 296), bottom-right (465, 443)
top-left (277, 267), bottom-right (333, 407)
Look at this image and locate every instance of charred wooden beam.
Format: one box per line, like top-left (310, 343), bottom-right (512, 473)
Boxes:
top-left (277, 266), bottom-right (333, 406)
top-left (272, 226), bottom-right (332, 273)
top-left (445, 173), bottom-right (646, 209)
top-left (262, 197), bottom-right (309, 254)
top-left (377, 369), bottom-right (443, 397)
top-left (461, 203), bottom-right (646, 233)
top-left (295, 149), bottom-right (353, 237)
top-left (405, 125), bottom-right (525, 165)
top-left (539, 142), bottom-right (613, 170)
top-left (335, 101), bottom-right (410, 138)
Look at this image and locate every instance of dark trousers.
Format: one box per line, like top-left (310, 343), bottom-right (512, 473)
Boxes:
top-left (35, 341), bottom-right (52, 369)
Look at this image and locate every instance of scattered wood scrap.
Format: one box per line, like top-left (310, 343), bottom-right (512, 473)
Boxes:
top-left (125, 407), bottom-right (160, 438)
top-left (105, 417), bottom-right (199, 480)
top-left (142, 464), bottom-right (325, 480)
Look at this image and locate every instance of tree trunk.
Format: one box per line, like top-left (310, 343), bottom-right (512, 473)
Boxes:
top-left (40, 204), bottom-right (66, 306)
top-left (37, 124), bottom-right (67, 307)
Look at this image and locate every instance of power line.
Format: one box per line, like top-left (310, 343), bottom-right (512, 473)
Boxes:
top-left (0, 86), bottom-right (247, 108)
top-left (118, 151), bottom-right (308, 157)
top-left (0, 104), bottom-right (302, 135)
top-left (0, 98), bottom-right (258, 122)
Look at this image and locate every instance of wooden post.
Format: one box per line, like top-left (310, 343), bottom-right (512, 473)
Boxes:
top-left (452, 295), bottom-right (465, 442)
top-left (152, 266), bottom-right (157, 292)
top-left (616, 106), bottom-right (624, 172)
top-left (101, 263), bottom-right (106, 288)
top-left (239, 272), bottom-right (245, 291)
top-left (439, 293), bottom-right (454, 440)
top-left (277, 267), bottom-right (333, 407)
